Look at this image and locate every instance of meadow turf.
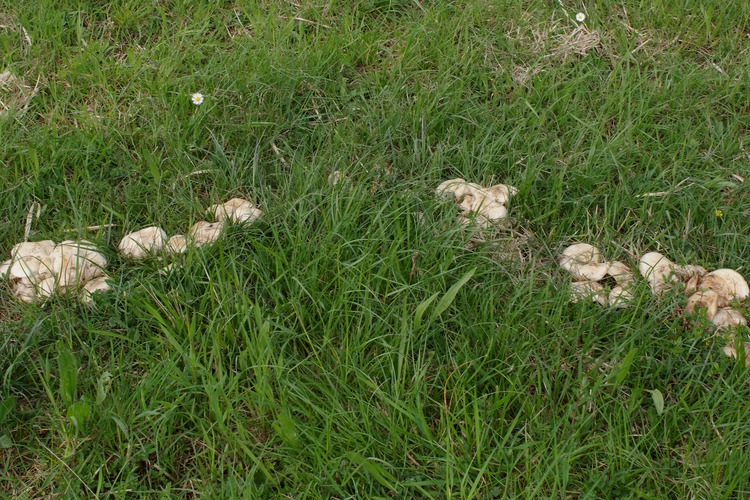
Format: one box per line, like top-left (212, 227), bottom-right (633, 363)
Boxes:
top-left (1, 0), bottom-right (750, 497)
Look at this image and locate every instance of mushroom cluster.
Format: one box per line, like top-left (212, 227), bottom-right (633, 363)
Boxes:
top-left (558, 243), bottom-right (635, 308)
top-left (0, 240), bottom-right (110, 304)
top-left (436, 178), bottom-right (517, 228)
top-left (559, 244), bottom-right (750, 364)
top-left (118, 197), bottom-right (261, 260)
top-left (640, 252), bottom-right (750, 364)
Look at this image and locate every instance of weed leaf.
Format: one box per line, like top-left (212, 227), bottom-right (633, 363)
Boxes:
top-left (648, 389), bottom-right (665, 415)
top-left (56, 341), bottom-right (78, 407)
top-left (431, 268), bottom-right (476, 321)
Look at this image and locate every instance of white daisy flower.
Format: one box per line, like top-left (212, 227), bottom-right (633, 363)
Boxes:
top-left (191, 93), bottom-right (204, 105)
top-left (576, 12), bottom-right (586, 22)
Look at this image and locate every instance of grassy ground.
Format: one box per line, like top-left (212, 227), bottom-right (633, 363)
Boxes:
top-left (1, 0), bottom-right (750, 497)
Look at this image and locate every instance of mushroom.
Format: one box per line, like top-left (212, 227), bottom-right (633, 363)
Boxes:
top-left (570, 280), bottom-right (607, 306)
top-left (166, 235), bottom-right (188, 255)
top-left (484, 183), bottom-right (517, 204)
top-left (188, 221), bottom-right (225, 247)
top-left (722, 341), bottom-right (750, 366)
top-left (609, 286), bottom-right (635, 308)
top-left (13, 281), bottom-right (37, 303)
top-left (559, 243), bottom-right (610, 282)
top-left (605, 261), bottom-right (636, 308)
top-left (436, 178), bottom-right (472, 200)
top-left (43, 240), bottom-right (107, 286)
top-left (79, 276), bottom-right (112, 305)
top-left (685, 269), bottom-right (749, 320)
top-left (607, 261), bottom-right (634, 284)
top-left (209, 198), bottom-right (262, 225)
top-left (8, 240), bottom-right (56, 281)
top-left (36, 276), bottom-right (58, 299)
top-left (712, 308), bottom-right (748, 330)
top-left (698, 269), bottom-right (749, 302)
top-left (686, 290), bottom-right (721, 320)
top-left (476, 201), bottom-right (508, 222)
top-left (638, 252), bottom-right (677, 295)
top-left (119, 226), bottom-right (167, 259)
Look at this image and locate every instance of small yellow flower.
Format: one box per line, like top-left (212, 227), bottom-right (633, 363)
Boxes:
top-left (191, 93), bottom-right (204, 105)
top-left (715, 209), bottom-right (724, 218)
top-left (576, 12), bottom-right (586, 22)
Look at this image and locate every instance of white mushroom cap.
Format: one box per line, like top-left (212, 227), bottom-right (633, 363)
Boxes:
top-left (712, 308), bottom-right (748, 330)
top-left (42, 240), bottom-right (107, 286)
top-left (13, 281), bottom-right (37, 303)
top-left (119, 226), bottom-right (167, 259)
top-left (559, 243), bottom-right (609, 282)
top-left (458, 194), bottom-right (475, 213)
top-left (188, 221), bottom-right (225, 247)
top-left (607, 261), bottom-right (634, 284)
top-left (436, 178), bottom-right (472, 200)
top-left (477, 201), bottom-right (508, 221)
top-left (722, 341), bottom-right (750, 366)
top-left (209, 198), bottom-right (262, 225)
top-left (166, 235), bottom-right (188, 255)
top-left (638, 252), bottom-right (676, 294)
top-left (8, 240), bottom-right (56, 281)
top-left (609, 285), bottom-right (635, 308)
top-left (570, 280), bottom-right (607, 306)
top-left (484, 184), bottom-right (517, 204)
top-left (698, 269), bottom-right (749, 306)
top-left (37, 276), bottom-right (59, 299)
top-left (79, 276), bottom-right (112, 305)
top-left (685, 290), bottom-right (720, 320)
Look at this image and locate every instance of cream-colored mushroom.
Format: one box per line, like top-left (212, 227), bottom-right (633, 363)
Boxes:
top-left (570, 280), bottom-right (607, 306)
top-left (722, 340), bottom-right (750, 366)
top-left (8, 240), bottom-right (56, 281)
top-left (638, 252), bottom-right (677, 295)
top-left (209, 198), bottom-right (262, 225)
top-left (43, 240), bottom-right (107, 286)
top-left (13, 281), bottom-right (36, 303)
top-left (436, 178), bottom-right (473, 200)
top-left (559, 243), bottom-right (609, 282)
top-left (712, 308), bottom-right (748, 330)
top-left (607, 261), bottom-right (633, 284)
top-left (166, 235), bottom-right (188, 255)
top-left (685, 269), bottom-right (749, 320)
top-left (79, 276), bottom-right (112, 305)
top-left (685, 290), bottom-right (721, 320)
top-left (119, 226), bottom-right (167, 259)
top-left (484, 183), bottom-right (517, 204)
top-left (476, 201), bottom-right (508, 222)
top-left (609, 286), bottom-right (635, 308)
top-left (698, 269), bottom-right (749, 303)
top-left (188, 221), bottom-right (225, 247)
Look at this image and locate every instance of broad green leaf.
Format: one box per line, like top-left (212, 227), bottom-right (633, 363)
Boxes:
top-left (67, 401), bottom-right (92, 429)
top-left (609, 347), bottom-right (638, 385)
top-left (273, 409), bottom-right (300, 449)
top-left (0, 396), bottom-right (16, 424)
top-left (96, 372), bottom-right (113, 405)
top-left (431, 268), bottom-right (476, 321)
top-left (345, 452), bottom-right (397, 491)
top-left (56, 341), bottom-right (78, 407)
top-left (648, 389), bottom-right (665, 415)
top-left (0, 433), bottom-right (12, 449)
top-left (414, 292), bottom-right (439, 329)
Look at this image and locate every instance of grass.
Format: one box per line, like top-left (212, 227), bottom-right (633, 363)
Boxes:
top-left (1, 0), bottom-right (750, 497)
